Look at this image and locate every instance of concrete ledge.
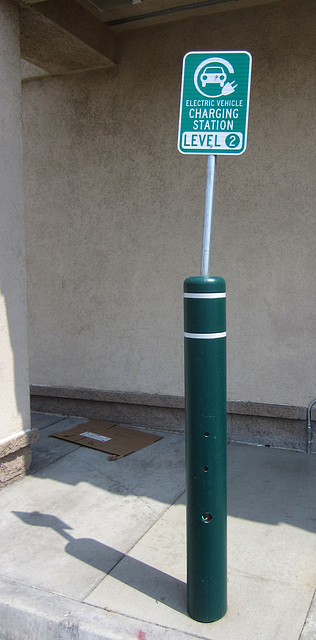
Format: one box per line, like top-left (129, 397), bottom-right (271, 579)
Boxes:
top-left (30, 385), bottom-right (185, 408)
top-left (0, 428), bottom-right (39, 457)
top-left (0, 429), bottom-right (39, 487)
top-left (30, 390), bottom-right (185, 433)
top-left (30, 385), bottom-right (315, 452)
top-left (20, 1), bottom-right (117, 75)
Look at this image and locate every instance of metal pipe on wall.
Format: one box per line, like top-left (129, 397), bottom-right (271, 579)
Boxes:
top-left (307, 399), bottom-right (316, 454)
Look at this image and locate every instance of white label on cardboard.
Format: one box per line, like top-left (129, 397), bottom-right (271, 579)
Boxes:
top-left (80, 431), bottom-right (111, 443)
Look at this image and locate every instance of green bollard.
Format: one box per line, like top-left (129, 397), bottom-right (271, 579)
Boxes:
top-left (184, 275), bottom-right (227, 623)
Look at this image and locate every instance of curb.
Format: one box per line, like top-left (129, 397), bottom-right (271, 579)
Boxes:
top-left (0, 575), bottom-right (200, 640)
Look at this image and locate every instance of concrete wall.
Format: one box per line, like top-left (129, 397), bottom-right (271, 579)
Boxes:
top-left (0, 0), bottom-right (30, 438)
top-left (23, 0), bottom-right (316, 408)
top-left (0, 0), bottom-right (38, 485)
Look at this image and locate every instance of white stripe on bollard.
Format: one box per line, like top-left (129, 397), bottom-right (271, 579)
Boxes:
top-left (184, 331), bottom-right (226, 339)
top-left (184, 292), bottom-right (226, 299)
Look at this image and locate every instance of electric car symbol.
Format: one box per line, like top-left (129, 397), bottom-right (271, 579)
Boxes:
top-left (201, 66), bottom-right (227, 89)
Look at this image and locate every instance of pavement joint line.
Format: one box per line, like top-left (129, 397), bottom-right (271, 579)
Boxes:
top-left (227, 566), bottom-right (296, 588)
top-left (92, 487), bottom-right (187, 589)
top-left (118, 486), bottom-right (187, 557)
top-left (82, 553), bottom-right (126, 601)
top-left (31, 412), bottom-right (68, 428)
top-left (0, 573), bottom-right (84, 608)
top-left (29, 445), bottom-right (82, 476)
top-left (82, 597), bottom-right (212, 640)
top-left (40, 419), bottom-right (75, 431)
top-left (298, 587), bottom-right (316, 640)
top-left (73, 456), bottom-right (160, 516)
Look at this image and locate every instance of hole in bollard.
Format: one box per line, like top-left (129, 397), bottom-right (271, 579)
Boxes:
top-left (204, 432), bottom-right (209, 437)
top-left (203, 466), bottom-right (209, 472)
top-left (202, 513), bottom-right (212, 523)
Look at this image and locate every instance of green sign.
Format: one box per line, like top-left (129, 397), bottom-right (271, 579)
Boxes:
top-left (178, 51), bottom-right (252, 155)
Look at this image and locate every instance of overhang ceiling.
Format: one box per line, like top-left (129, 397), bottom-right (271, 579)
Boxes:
top-left (22, 0), bottom-right (285, 31)
top-left (18, 0), bottom-right (285, 76)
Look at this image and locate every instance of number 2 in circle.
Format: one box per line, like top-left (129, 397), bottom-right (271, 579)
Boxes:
top-left (225, 134), bottom-right (239, 148)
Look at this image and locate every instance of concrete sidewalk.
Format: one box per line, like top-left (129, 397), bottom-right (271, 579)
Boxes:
top-left (0, 412), bottom-right (315, 640)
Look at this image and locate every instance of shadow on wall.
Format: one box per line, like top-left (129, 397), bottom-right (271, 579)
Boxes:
top-left (13, 511), bottom-right (187, 616)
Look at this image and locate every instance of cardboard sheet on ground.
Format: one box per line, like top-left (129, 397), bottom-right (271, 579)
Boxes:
top-left (50, 420), bottom-right (163, 459)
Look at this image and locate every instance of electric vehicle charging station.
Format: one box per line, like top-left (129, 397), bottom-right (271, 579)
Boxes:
top-left (178, 50), bottom-right (252, 622)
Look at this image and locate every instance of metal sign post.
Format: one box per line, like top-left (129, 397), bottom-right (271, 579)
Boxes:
top-left (179, 51), bottom-right (252, 623)
top-left (201, 154), bottom-right (216, 276)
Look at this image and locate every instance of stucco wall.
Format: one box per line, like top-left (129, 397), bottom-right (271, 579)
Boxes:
top-left (23, 0), bottom-right (316, 407)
